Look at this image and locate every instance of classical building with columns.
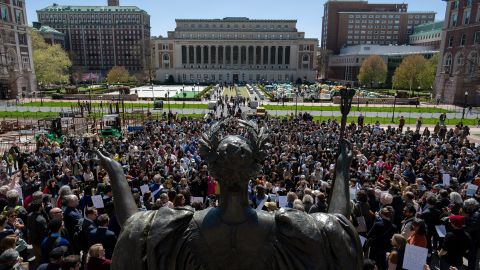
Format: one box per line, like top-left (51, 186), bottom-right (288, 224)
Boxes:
top-left (152, 17), bottom-right (318, 84)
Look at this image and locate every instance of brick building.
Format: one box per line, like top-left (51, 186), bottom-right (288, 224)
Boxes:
top-left (321, 0), bottom-right (435, 53)
top-left (435, 0), bottom-right (480, 106)
top-left (37, 0), bottom-right (150, 77)
top-left (0, 0), bottom-right (36, 99)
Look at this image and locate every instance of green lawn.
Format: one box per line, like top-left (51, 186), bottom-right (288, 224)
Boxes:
top-left (0, 111), bottom-right (205, 120)
top-left (171, 91), bottom-right (199, 99)
top-left (306, 116), bottom-right (477, 126)
top-left (264, 104), bottom-right (451, 113)
top-left (20, 101), bottom-right (208, 110)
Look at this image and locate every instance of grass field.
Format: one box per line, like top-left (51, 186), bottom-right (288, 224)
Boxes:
top-left (306, 116), bottom-right (478, 126)
top-left (0, 111), bottom-right (205, 120)
top-left (20, 101), bottom-right (208, 110)
top-left (264, 104), bottom-right (452, 113)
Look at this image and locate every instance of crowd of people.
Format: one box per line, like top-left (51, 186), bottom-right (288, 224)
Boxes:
top-left (0, 112), bottom-right (479, 270)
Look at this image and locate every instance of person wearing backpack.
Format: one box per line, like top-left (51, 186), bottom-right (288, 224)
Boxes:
top-left (40, 219), bottom-right (69, 263)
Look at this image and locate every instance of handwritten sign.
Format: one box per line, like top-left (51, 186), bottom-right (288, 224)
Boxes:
top-left (403, 244), bottom-right (428, 270)
top-left (278, 196), bottom-right (288, 208)
top-left (435, 225), bottom-right (447, 238)
top-left (91, 195), bottom-right (104, 209)
top-left (442, 174), bottom-right (451, 187)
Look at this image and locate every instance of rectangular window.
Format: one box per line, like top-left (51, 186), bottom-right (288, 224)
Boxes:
top-left (464, 9), bottom-right (471, 25)
top-left (0, 5), bottom-right (8, 21)
top-left (450, 12), bottom-right (458, 27)
top-left (460, 34), bottom-right (466, 46)
top-left (474, 32), bottom-right (480, 44)
top-left (448, 36), bottom-right (454, 47)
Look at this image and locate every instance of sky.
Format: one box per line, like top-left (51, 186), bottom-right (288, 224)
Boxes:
top-left (26, 0), bottom-right (446, 41)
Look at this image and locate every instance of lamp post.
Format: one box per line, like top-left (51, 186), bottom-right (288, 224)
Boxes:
top-left (392, 90), bottom-right (397, 123)
top-left (295, 85), bottom-right (300, 118)
top-left (462, 91), bottom-right (469, 121)
top-left (339, 88), bottom-right (356, 139)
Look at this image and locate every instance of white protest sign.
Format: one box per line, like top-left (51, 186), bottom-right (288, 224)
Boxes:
top-left (91, 195), bottom-right (104, 209)
top-left (278, 196), bottom-right (288, 208)
top-left (191, 197), bottom-right (204, 204)
top-left (140, 185), bottom-right (150, 195)
top-left (442, 174), bottom-right (451, 187)
top-left (256, 198), bottom-right (267, 210)
top-left (466, 184), bottom-right (478, 196)
top-left (435, 225), bottom-right (447, 238)
top-left (403, 244), bottom-right (428, 270)
top-left (359, 235), bottom-right (366, 247)
top-left (349, 188), bottom-right (357, 200)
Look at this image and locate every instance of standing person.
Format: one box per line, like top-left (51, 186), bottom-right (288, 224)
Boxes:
top-left (407, 219), bottom-right (428, 248)
top-left (400, 205), bottom-right (416, 238)
top-left (387, 234), bottom-right (407, 270)
top-left (439, 215), bottom-right (471, 270)
top-left (399, 116), bottom-right (405, 132)
top-left (88, 214), bottom-right (116, 260)
top-left (358, 114), bottom-right (365, 129)
top-left (40, 219), bottom-right (69, 263)
top-left (420, 196), bottom-right (442, 257)
top-left (63, 195), bottom-right (82, 253)
top-left (86, 244), bottom-right (112, 270)
top-left (27, 202), bottom-right (48, 268)
top-left (366, 208), bottom-right (396, 269)
top-left (440, 113), bottom-right (447, 126)
top-left (416, 117), bottom-right (423, 132)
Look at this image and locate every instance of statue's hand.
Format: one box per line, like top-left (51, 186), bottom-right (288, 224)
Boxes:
top-left (91, 148), bottom-right (119, 174)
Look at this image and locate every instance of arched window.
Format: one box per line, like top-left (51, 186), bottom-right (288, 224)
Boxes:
top-left (454, 52), bottom-right (464, 73)
top-left (302, 54), bottom-right (309, 62)
top-left (162, 53), bottom-right (170, 69)
top-left (163, 54), bottom-right (169, 61)
top-left (467, 51), bottom-right (478, 75)
top-left (443, 53), bottom-right (452, 73)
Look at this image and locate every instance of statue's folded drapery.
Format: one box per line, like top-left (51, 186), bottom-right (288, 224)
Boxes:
top-left (112, 207), bottom-right (363, 270)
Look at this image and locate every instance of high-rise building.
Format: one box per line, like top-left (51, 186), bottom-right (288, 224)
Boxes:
top-left (0, 0), bottom-right (36, 99)
top-left (152, 17), bottom-right (318, 84)
top-left (37, 1), bottom-right (150, 77)
top-left (435, 0), bottom-right (480, 105)
top-left (321, 0), bottom-right (435, 53)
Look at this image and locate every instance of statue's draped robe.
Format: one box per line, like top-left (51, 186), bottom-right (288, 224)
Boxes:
top-left (112, 207), bottom-right (363, 270)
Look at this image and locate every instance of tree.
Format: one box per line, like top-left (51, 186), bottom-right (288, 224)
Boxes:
top-left (357, 55), bottom-right (387, 88)
top-left (393, 55), bottom-right (428, 94)
top-left (106, 66), bottom-right (130, 84)
top-left (30, 30), bottom-right (72, 87)
top-left (418, 54), bottom-right (439, 90)
top-left (315, 49), bottom-right (333, 80)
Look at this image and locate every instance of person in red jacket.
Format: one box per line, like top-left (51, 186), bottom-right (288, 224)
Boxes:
top-left (86, 244), bottom-right (111, 270)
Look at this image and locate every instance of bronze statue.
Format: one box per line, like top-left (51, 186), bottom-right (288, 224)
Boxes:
top-left (97, 111), bottom-right (362, 269)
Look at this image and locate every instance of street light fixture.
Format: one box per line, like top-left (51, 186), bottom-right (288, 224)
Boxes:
top-left (339, 88), bottom-right (356, 139)
top-left (392, 90), bottom-right (397, 123)
top-left (462, 91), bottom-right (469, 121)
top-left (295, 85), bottom-right (300, 117)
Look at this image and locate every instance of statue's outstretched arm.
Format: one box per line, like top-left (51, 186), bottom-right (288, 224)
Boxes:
top-left (94, 149), bottom-right (137, 227)
top-left (327, 139), bottom-right (353, 217)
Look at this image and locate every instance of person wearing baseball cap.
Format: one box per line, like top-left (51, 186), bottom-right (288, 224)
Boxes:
top-left (438, 215), bottom-right (470, 269)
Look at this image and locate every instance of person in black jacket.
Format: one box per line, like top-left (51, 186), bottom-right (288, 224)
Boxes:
top-left (439, 215), bottom-right (471, 270)
top-left (27, 202), bottom-right (47, 269)
top-left (366, 207), bottom-right (396, 270)
top-left (81, 207), bottom-right (98, 260)
top-left (88, 214), bottom-right (117, 260)
top-left (309, 192), bottom-right (327, 214)
top-left (420, 195), bottom-right (442, 256)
